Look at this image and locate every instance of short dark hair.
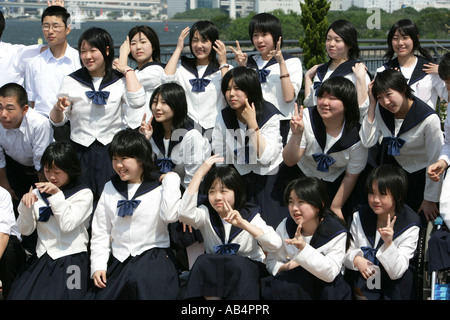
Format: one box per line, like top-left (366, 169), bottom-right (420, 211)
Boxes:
top-left (0, 83), bottom-right (28, 108)
top-left (372, 68), bottom-right (414, 101)
top-left (438, 52), bottom-right (450, 81)
top-left (108, 129), bottom-right (156, 181)
top-left (317, 76), bottom-right (360, 130)
top-left (189, 20), bottom-right (219, 64)
top-left (283, 176), bottom-right (331, 221)
top-left (40, 141), bottom-right (82, 182)
top-left (366, 164), bottom-right (408, 211)
top-left (327, 20), bottom-right (360, 60)
top-left (203, 165), bottom-right (246, 211)
top-left (127, 25), bottom-right (161, 63)
top-left (248, 13), bottom-right (283, 48)
top-left (150, 82), bottom-right (188, 131)
top-left (41, 6), bottom-right (71, 27)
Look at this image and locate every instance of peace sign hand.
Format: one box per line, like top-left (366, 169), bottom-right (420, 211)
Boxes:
top-left (139, 113), bottom-right (153, 140)
top-left (378, 214), bottom-right (396, 247)
top-left (290, 103), bottom-right (304, 136)
top-left (284, 219), bottom-right (306, 250)
top-left (223, 198), bottom-right (243, 227)
top-left (229, 40), bottom-right (248, 66)
top-left (268, 37), bottom-right (283, 63)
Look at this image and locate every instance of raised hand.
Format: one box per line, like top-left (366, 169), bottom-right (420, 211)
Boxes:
top-left (223, 198), bottom-right (243, 226)
top-left (284, 219), bottom-right (306, 250)
top-left (378, 214), bottom-right (396, 247)
top-left (229, 40), bottom-right (248, 66)
top-left (268, 37), bottom-right (283, 63)
top-left (21, 186), bottom-right (38, 209)
top-left (139, 113), bottom-right (154, 140)
top-left (177, 27), bottom-right (190, 50)
top-left (213, 39), bottom-right (228, 65)
top-left (54, 96), bottom-right (70, 113)
top-left (35, 182), bottom-right (61, 196)
top-left (289, 103), bottom-right (304, 136)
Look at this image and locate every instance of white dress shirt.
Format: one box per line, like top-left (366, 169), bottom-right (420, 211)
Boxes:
top-left (0, 108), bottom-right (54, 171)
top-left (25, 45), bottom-right (81, 116)
top-left (51, 71), bottom-right (146, 147)
top-left (90, 173), bottom-right (181, 276)
top-left (0, 186), bottom-right (21, 240)
top-left (17, 185), bottom-right (93, 260)
top-left (178, 191), bottom-right (282, 263)
top-left (265, 217), bottom-right (347, 282)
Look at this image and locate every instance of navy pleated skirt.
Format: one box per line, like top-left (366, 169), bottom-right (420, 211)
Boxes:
top-left (428, 224), bottom-right (450, 272)
top-left (183, 253), bottom-right (269, 300)
top-left (260, 266), bottom-right (351, 300)
top-left (87, 247), bottom-right (179, 300)
top-left (7, 252), bottom-right (90, 300)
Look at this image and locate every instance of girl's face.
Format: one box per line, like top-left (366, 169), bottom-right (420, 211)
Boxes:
top-left (287, 190), bottom-right (319, 226)
top-left (208, 178), bottom-right (236, 216)
top-left (376, 89), bottom-right (407, 116)
top-left (44, 163), bottom-right (70, 188)
top-left (368, 181), bottom-right (396, 217)
top-left (326, 29), bottom-right (350, 62)
top-left (252, 30), bottom-right (275, 60)
top-left (80, 40), bottom-right (107, 77)
top-left (225, 79), bottom-right (248, 111)
top-left (317, 91), bottom-right (345, 123)
top-left (391, 29), bottom-right (414, 59)
top-left (191, 30), bottom-right (212, 65)
top-left (151, 94), bottom-right (174, 124)
top-left (112, 155), bottom-right (143, 184)
top-left (130, 32), bottom-right (153, 67)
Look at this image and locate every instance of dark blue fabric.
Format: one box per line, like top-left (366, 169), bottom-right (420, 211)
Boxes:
top-left (312, 152), bottom-right (337, 172)
top-left (382, 136), bottom-right (406, 156)
top-left (85, 90), bottom-right (110, 105)
top-left (189, 78), bottom-right (211, 92)
top-left (214, 243), bottom-right (241, 255)
top-left (117, 199), bottom-right (141, 217)
top-left (155, 157), bottom-right (175, 174)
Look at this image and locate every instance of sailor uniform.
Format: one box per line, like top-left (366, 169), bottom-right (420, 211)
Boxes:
top-left (360, 97), bottom-right (444, 217)
top-left (344, 204), bottom-right (421, 300)
top-left (178, 190), bottom-right (282, 299)
top-left (261, 212), bottom-right (351, 300)
top-left (125, 62), bottom-right (165, 129)
top-left (377, 56), bottom-right (448, 110)
top-left (162, 57), bottom-right (230, 132)
top-left (50, 67), bottom-right (146, 198)
top-left (8, 180), bottom-right (93, 300)
top-left (304, 59), bottom-right (372, 120)
top-left (212, 102), bottom-right (289, 227)
top-left (88, 172), bottom-right (181, 300)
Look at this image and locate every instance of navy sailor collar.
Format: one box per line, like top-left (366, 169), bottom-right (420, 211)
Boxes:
top-left (309, 106), bottom-right (361, 154)
top-left (247, 52), bottom-right (296, 70)
top-left (180, 56), bottom-right (220, 78)
top-left (110, 172), bottom-right (162, 200)
top-left (152, 117), bottom-right (196, 157)
top-left (69, 67), bottom-right (124, 91)
top-left (39, 179), bottom-right (90, 203)
top-left (379, 96), bottom-right (435, 137)
top-left (138, 61), bottom-right (165, 71)
top-left (285, 211), bottom-right (348, 249)
top-left (383, 55), bottom-right (429, 86)
top-left (357, 203), bottom-right (421, 249)
top-left (207, 202), bottom-right (261, 244)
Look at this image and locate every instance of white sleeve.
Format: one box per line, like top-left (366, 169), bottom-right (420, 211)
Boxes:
top-left (160, 172), bottom-right (182, 223)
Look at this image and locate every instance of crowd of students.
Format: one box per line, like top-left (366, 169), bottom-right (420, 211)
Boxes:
top-left (0, 1), bottom-right (449, 300)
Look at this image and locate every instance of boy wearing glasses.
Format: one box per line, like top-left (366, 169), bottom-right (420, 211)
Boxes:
top-left (25, 6), bottom-right (80, 125)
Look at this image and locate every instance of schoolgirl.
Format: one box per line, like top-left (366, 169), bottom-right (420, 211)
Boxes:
top-left (177, 154), bottom-right (282, 300)
top-left (344, 164), bottom-right (421, 300)
top-left (377, 19), bottom-right (447, 109)
top-left (303, 19), bottom-right (371, 120)
top-left (88, 129), bottom-right (180, 300)
top-left (283, 77), bottom-right (368, 221)
top-left (261, 176), bottom-right (351, 300)
top-left (360, 68), bottom-right (443, 225)
top-left (230, 12), bottom-right (303, 145)
top-left (114, 25), bottom-right (165, 129)
top-left (163, 20), bottom-right (230, 133)
top-left (49, 27), bottom-right (146, 201)
top-left (212, 66), bottom-right (287, 228)
top-left (8, 141), bottom-right (93, 299)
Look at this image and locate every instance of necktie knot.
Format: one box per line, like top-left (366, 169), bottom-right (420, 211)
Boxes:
top-left (189, 78), bottom-right (211, 92)
top-left (117, 199), bottom-right (141, 217)
top-left (383, 136), bottom-right (405, 156)
top-left (312, 152), bottom-right (336, 172)
top-left (258, 69), bottom-right (271, 83)
top-left (85, 90), bottom-right (110, 105)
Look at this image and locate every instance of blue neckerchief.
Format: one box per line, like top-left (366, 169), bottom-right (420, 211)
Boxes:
top-left (69, 67), bottom-right (123, 105)
top-left (38, 180), bottom-right (90, 222)
top-left (308, 106), bottom-right (361, 172)
top-left (382, 55), bottom-right (429, 86)
top-left (207, 202), bottom-right (261, 255)
top-left (221, 101), bottom-right (282, 164)
top-left (181, 56), bottom-right (219, 92)
top-left (379, 97), bottom-right (435, 156)
top-left (357, 203), bottom-right (421, 265)
top-left (152, 117), bottom-right (195, 173)
top-left (247, 52), bottom-right (295, 83)
top-left (285, 211), bottom-right (348, 249)
top-left (111, 173), bottom-right (161, 217)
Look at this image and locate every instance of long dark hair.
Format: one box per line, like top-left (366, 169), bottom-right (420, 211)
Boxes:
top-left (189, 20), bottom-right (219, 64)
top-left (326, 20), bottom-right (360, 60)
top-left (384, 19), bottom-right (432, 62)
top-left (78, 27), bottom-right (115, 81)
top-left (127, 25), bottom-right (161, 63)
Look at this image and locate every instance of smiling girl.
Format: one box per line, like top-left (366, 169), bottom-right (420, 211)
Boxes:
top-left (8, 141), bottom-right (94, 299)
top-left (261, 176), bottom-right (350, 300)
top-left (49, 27), bottom-right (146, 202)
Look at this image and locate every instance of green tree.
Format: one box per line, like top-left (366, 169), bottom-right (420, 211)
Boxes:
top-left (300, 0), bottom-right (330, 70)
